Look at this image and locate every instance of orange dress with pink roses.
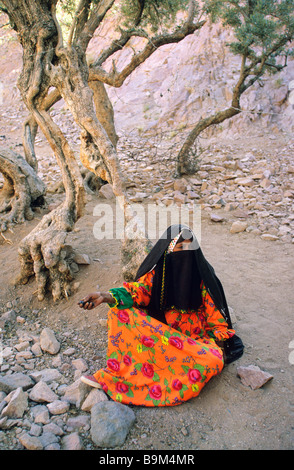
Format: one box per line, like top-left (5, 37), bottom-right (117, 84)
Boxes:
top-left (93, 270), bottom-right (235, 407)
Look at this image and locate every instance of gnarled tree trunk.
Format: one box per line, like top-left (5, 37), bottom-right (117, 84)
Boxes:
top-left (0, 149), bottom-right (46, 232)
top-left (2, 0), bottom-right (202, 299)
top-left (177, 106), bottom-right (241, 175)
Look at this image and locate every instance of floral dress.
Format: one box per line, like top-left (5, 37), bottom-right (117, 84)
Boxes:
top-left (93, 270), bottom-right (235, 407)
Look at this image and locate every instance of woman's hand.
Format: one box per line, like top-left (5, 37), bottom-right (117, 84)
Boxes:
top-left (78, 292), bottom-right (114, 310)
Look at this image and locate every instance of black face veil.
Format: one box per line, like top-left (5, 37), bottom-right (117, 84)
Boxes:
top-left (135, 224), bottom-right (244, 364)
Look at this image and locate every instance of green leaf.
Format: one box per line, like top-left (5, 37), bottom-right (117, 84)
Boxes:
top-left (152, 399), bottom-right (161, 406)
top-left (142, 345), bottom-right (155, 354)
top-left (150, 335), bottom-right (159, 343)
top-left (194, 364), bottom-right (206, 375)
top-left (168, 365), bottom-right (175, 374)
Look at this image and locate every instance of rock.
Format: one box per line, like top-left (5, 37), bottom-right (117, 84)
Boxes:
top-left (230, 221), bottom-right (248, 234)
top-left (173, 191), bottom-right (187, 204)
top-left (0, 373), bottom-right (34, 393)
top-left (66, 414), bottom-right (90, 432)
top-left (15, 350), bottom-right (33, 361)
top-left (43, 422), bottom-right (64, 436)
top-left (174, 178), bottom-right (188, 192)
top-left (0, 347), bottom-right (14, 361)
top-left (232, 209), bottom-right (249, 219)
top-left (99, 183), bottom-right (114, 199)
top-left (63, 347), bottom-right (76, 356)
top-left (73, 253), bottom-right (91, 265)
top-left (46, 400), bottom-right (70, 415)
top-left (30, 404), bottom-right (50, 424)
top-left (29, 423), bottom-right (42, 437)
top-left (152, 191), bottom-right (164, 201)
top-left (29, 368), bottom-right (62, 383)
top-left (129, 192), bottom-right (148, 202)
top-left (14, 341), bottom-right (30, 352)
top-left (201, 181), bottom-right (208, 191)
top-left (235, 177), bottom-right (255, 187)
top-left (16, 316), bottom-right (26, 324)
top-left (259, 178), bottom-right (271, 189)
top-left (210, 213), bottom-right (225, 223)
top-left (81, 388), bottom-right (108, 412)
top-left (43, 442), bottom-right (61, 451)
top-left (29, 343), bottom-right (42, 357)
top-left (61, 432), bottom-right (83, 450)
top-left (187, 190), bottom-right (199, 199)
top-left (40, 328), bottom-right (60, 355)
top-left (260, 233), bottom-right (279, 241)
top-left (1, 309), bottom-right (17, 323)
top-left (62, 379), bottom-right (90, 408)
top-left (90, 401), bottom-right (136, 448)
top-left (72, 358), bottom-right (88, 372)
top-left (38, 431), bottom-right (60, 449)
top-left (237, 365), bottom-right (273, 390)
top-left (28, 381), bottom-right (59, 403)
top-left (1, 387), bottom-right (28, 418)
top-left (18, 432), bottom-right (44, 450)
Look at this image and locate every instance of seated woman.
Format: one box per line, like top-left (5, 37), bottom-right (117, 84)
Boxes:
top-left (78, 224), bottom-right (244, 407)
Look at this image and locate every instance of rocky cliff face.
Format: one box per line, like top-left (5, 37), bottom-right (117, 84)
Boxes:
top-left (0, 16), bottom-right (293, 144)
top-left (95, 22), bottom-right (294, 140)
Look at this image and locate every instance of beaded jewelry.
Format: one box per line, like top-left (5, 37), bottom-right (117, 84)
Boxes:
top-left (160, 250), bottom-right (167, 310)
top-left (167, 231), bottom-right (182, 254)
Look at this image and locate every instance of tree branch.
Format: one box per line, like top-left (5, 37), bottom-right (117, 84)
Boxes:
top-left (89, 18), bottom-right (206, 87)
top-left (68, 0), bottom-right (91, 46)
top-left (77, 0), bottom-right (116, 51)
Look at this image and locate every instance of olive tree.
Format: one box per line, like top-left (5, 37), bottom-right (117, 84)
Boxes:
top-left (0, 0), bottom-right (205, 301)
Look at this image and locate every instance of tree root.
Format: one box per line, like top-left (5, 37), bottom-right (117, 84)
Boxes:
top-left (80, 167), bottom-right (105, 195)
top-left (0, 149), bottom-right (46, 233)
top-left (15, 202), bottom-right (80, 301)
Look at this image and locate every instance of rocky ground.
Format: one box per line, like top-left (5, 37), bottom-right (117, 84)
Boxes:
top-left (0, 13), bottom-right (294, 452)
top-left (0, 127), bottom-right (294, 450)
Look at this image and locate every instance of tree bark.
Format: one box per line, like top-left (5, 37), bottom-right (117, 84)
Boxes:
top-left (1, 0), bottom-right (204, 297)
top-left (0, 0), bottom-right (86, 300)
top-left (177, 106), bottom-right (241, 175)
top-left (51, 46), bottom-right (152, 280)
top-left (15, 108), bottom-right (85, 301)
top-left (89, 80), bottom-right (118, 149)
top-left (0, 149), bottom-right (46, 232)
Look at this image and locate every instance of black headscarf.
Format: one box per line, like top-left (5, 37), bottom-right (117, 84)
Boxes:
top-left (135, 224), bottom-right (244, 364)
